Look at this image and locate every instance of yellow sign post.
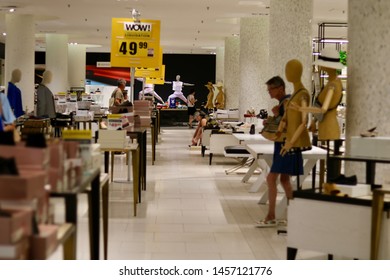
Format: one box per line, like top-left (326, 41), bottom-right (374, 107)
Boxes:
top-left (111, 18), bottom-right (161, 68)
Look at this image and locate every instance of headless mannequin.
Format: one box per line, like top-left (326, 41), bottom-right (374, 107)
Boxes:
top-left (204, 82), bottom-right (215, 110)
top-left (215, 83), bottom-right (225, 109)
top-left (167, 75), bottom-right (194, 104)
top-left (280, 59), bottom-right (311, 156)
top-left (7, 69), bottom-right (24, 117)
top-left (291, 66), bottom-right (342, 141)
top-left (41, 70), bottom-right (53, 85)
top-left (36, 70), bottom-right (56, 118)
top-left (10, 69), bottom-right (21, 84)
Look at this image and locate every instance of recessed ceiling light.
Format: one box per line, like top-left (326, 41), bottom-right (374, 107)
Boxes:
top-left (2, 32), bottom-right (6, 36)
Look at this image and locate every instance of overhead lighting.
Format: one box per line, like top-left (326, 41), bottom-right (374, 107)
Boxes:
top-left (232, 33), bottom-right (239, 37)
top-left (9, 8), bottom-right (15, 12)
top-left (2, 32), bottom-right (6, 36)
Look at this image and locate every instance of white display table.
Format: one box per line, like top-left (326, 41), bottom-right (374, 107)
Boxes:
top-left (287, 193), bottom-right (390, 260)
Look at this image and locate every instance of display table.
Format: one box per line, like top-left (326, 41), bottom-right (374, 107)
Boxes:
top-left (101, 144), bottom-right (140, 216)
top-left (50, 168), bottom-right (102, 260)
top-left (159, 108), bottom-right (190, 126)
top-left (287, 191), bottom-right (390, 260)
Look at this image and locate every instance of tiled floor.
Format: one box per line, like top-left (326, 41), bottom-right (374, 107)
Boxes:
top-left (51, 127), bottom-right (328, 260)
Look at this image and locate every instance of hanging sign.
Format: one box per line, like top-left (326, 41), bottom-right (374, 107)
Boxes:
top-left (135, 65), bottom-right (165, 79)
top-left (146, 77), bottom-right (165, 85)
top-left (111, 18), bottom-right (161, 68)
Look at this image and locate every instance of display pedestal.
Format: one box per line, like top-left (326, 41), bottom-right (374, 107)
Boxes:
top-left (287, 193), bottom-right (390, 259)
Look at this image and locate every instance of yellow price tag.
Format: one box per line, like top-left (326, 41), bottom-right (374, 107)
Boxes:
top-left (117, 40), bottom-right (155, 57)
top-left (111, 18), bottom-right (161, 68)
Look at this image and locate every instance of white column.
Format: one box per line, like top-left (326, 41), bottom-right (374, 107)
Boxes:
top-left (5, 14), bottom-right (35, 112)
top-left (239, 17), bottom-right (270, 120)
top-left (45, 34), bottom-right (68, 94)
top-left (345, 0), bottom-right (390, 182)
top-left (269, 0), bottom-right (313, 95)
top-left (68, 44), bottom-right (87, 88)
top-left (215, 46), bottom-right (225, 84)
top-left (224, 36), bottom-right (240, 109)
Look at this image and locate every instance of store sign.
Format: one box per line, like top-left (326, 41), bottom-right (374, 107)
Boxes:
top-left (62, 130), bottom-right (92, 141)
top-left (146, 77), bottom-right (165, 85)
top-left (135, 65), bottom-right (165, 79)
top-left (111, 18), bottom-right (161, 68)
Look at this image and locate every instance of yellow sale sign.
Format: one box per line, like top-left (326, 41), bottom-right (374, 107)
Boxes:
top-left (135, 65), bottom-right (165, 79)
top-left (111, 18), bottom-right (161, 68)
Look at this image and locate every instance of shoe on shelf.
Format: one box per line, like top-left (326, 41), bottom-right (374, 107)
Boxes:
top-left (255, 219), bottom-right (277, 228)
top-left (277, 219), bottom-right (288, 226)
top-left (360, 127), bottom-right (378, 137)
top-left (328, 174), bottom-right (357, 185)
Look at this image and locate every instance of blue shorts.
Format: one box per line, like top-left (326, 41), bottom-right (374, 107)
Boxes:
top-left (270, 142), bottom-right (303, 175)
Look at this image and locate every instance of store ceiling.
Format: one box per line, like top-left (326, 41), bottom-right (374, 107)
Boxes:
top-left (0, 0), bottom-right (347, 54)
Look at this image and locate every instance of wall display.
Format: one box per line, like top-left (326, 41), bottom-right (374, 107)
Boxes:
top-left (111, 18), bottom-right (161, 68)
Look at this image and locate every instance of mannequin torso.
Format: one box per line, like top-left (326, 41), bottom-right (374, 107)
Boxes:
top-left (281, 59), bottom-right (311, 155)
top-left (204, 82), bottom-right (214, 109)
top-left (316, 69), bottom-right (343, 140)
top-left (7, 69), bottom-right (23, 117)
top-left (36, 70), bottom-right (56, 118)
top-left (215, 86), bottom-right (225, 109)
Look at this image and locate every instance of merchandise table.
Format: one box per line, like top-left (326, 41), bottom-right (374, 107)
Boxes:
top-left (327, 155), bottom-right (390, 185)
top-left (245, 144), bottom-right (327, 218)
top-left (50, 168), bottom-right (101, 260)
top-left (101, 144), bottom-right (140, 216)
top-left (231, 133), bottom-right (271, 181)
top-left (159, 108), bottom-right (190, 126)
top-left (150, 118), bottom-right (157, 164)
top-left (233, 133), bottom-right (271, 145)
top-left (287, 191), bottom-right (390, 260)
top-left (126, 128), bottom-right (147, 194)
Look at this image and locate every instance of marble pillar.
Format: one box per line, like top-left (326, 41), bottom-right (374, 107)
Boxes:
top-left (68, 44), bottom-right (87, 88)
top-left (224, 36), bottom-right (240, 109)
top-left (5, 14), bottom-right (35, 112)
top-left (45, 34), bottom-right (69, 94)
top-left (269, 0), bottom-right (313, 95)
top-left (345, 0), bottom-right (390, 182)
top-left (215, 46), bottom-right (225, 84)
top-left (239, 17), bottom-right (270, 120)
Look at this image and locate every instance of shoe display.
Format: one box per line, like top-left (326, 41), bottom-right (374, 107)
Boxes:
top-left (360, 127), bottom-right (378, 137)
top-left (328, 174), bottom-right (357, 185)
top-left (255, 219), bottom-right (277, 228)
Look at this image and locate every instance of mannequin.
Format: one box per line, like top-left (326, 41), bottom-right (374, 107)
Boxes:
top-left (7, 69), bottom-right (24, 117)
top-left (204, 82), bottom-right (215, 110)
top-left (291, 47), bottom-right (343, 141)
top-left (36, 70), bottom-right (56, 118)
top-left (0, 90), bottom-right (16, 131)
top-left (279, 59), bottom-right (311, 156)
top-left (139, 84), bottom-right (164, 103)
top-left (166, 75), bottom-right (194, 105)
top-left (214, 81), bottom-right (225, 109)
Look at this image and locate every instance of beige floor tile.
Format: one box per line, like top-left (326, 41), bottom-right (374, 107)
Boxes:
top-left (50, 127), bottom-right (328, 260)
